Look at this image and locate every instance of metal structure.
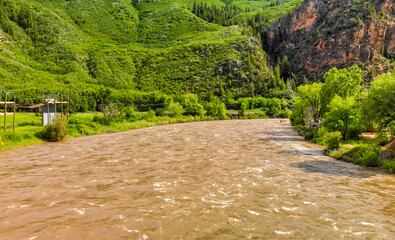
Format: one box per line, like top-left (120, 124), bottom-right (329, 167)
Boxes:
top-left (42, 98), bottom-right (68, 126)
top-left (0, 91), bottom-right (16, 132)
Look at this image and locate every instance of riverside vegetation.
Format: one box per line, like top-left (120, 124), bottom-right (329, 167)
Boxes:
top-left (291, 67), bottom-right (395, 173)
top-left (0, 0), bottom-right (394, 172)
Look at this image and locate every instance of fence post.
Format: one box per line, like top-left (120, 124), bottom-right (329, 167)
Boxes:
top-left (13, 94), bottom-right (16, 132)
top-left (4, 92), bottom-right (7, 132)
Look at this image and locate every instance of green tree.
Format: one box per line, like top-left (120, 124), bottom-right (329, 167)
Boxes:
top-left (363, 71), bottom-right (395, 132)
top-left (166, 102), bottom-right (184, 116)
top-left (292, 82), bottom-right (323, 126)
top-left (323, 96), bottom-right (362, 140)
top-left (206, 101), bottom-right (228, 120)
top-left (181, 94), bottom-right (205, 117)
top-left (321, 67), bottom-right (363, 114)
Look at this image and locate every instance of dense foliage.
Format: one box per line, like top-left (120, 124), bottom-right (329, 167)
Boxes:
top-left (291, 67), bottom-right (395, 172)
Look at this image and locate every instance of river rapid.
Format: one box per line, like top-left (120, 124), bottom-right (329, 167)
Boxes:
top-left (0, 119), bottom-right (394, 239)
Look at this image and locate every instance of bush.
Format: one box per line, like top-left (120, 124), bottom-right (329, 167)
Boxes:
top-left (328, 149), bottom-right (342, 159)
top-left (323, 131), bottom-right (342, 149)
top-left (342, 145), bottom-right (381, 167)
top-left (206, 102), bottom-right (228, 120)
top-left (181, 94), bottom-right (205, 117)
top-left (357, 150), bottom-right (380, 167)
top-left (382, 160), bottom-right (395, 173)
top-left (39, 117), bottom-right (68, 142)
top-left (375, 134), bottom-right (390, 146)
top-left (166, 102), bottom-right (184, 116)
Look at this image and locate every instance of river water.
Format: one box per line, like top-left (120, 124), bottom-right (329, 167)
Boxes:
top-left (0, 119), bottom-right (394, 239)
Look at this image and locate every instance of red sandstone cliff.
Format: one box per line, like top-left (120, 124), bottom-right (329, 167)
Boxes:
top-left (266, 0), bottom-right (395, 78)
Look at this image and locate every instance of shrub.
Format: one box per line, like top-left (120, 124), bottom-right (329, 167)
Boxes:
top-left (328, 149), bottom-right (342, 159)
top-left (342, 145), bottom-right (381, 167)
top-left (39, 117), bottom-right (68, 142)
top-left (323, 131), bottom-right (342, 149)
top-left (357, 150), bottom-right (380, 167)
top-left (375, 134), bottom-right (390, 146)
top-left (382, 160), bottom-right (395, 173)
top-left (181, 94), bottom-right (205, 117)
top-left (145, 110), bottom-right (156, 119)
top-left (303, 128), bottom-right (317, 140)
top-left (206, 102), bottom-right (228, 120)
top-left (166, 102), bottom-right (184, 116)
top-left (155, 108), bottom-right (165, 116)
top-left (238, 101), bottom-right (247, 117)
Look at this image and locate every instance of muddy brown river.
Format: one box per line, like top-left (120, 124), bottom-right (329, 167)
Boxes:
top-left (0, 119), bottom-right (394, 239)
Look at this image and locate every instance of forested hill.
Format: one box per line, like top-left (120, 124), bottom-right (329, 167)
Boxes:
top-left (265, 0), bottom-right (395, 79)
top-left (0, 0), bottom-right (302, 108)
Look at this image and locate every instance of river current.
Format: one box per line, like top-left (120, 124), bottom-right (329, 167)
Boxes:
top-left (0, 119), bottom-right (394, 239)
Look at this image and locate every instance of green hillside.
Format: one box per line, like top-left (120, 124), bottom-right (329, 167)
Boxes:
top-left (0, 0), bottom-right (302, 110)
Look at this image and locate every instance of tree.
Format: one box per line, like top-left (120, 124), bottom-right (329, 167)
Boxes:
top-left (206, 101), bottom-right (228, 120)
top-left (181, 94), bottom-right (205, 117)
top-left (363, 71), bottom-right (395, 132)
top-left (321, 67), bottom-right (363, 114)
top-left (292, 83), bottom-right (323, 126)
top-left (166, 102), bottom-right (184, 116)
top-left (323, 96), bottom-right (362, 140)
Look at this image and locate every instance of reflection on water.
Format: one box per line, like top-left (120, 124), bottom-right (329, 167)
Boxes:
top-left (0, 119), bottom-right (394, 239)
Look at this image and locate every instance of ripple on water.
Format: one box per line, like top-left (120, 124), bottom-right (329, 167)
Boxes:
top-left (0, 119), bottom-right (393, 239)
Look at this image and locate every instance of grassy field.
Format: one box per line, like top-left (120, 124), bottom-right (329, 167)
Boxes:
top-left (0, 112), bottom-right (203, 151)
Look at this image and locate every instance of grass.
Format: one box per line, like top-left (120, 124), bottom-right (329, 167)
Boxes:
top-left (0, 112), bottom-right (202, 151)
top-left (232, 0), bottom-right (303, 24)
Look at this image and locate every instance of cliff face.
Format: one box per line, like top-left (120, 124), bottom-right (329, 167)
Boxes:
top-left (266, 0), bottom-right (395, 78)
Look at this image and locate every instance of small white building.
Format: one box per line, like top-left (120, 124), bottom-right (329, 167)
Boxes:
top-left (42, 99), bottom-right (67, 126)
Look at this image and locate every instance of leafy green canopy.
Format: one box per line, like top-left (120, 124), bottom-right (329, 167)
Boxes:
top-left (0, 0), bottom-right (301, 108)
top-left (363, 70), bottom-right (395, 132)
top-left (321, 66), bottom-right (363, 114)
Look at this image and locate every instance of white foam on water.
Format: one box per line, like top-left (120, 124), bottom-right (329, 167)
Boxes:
top-left (163, 198), bottom-right (176, 204)
top-left (119, 215), bottom-right (125, 220)
top-left (122, 226), bottom-right (139, 233)
top-left (275, 231), bottom-right (293, 235)
top-left (332, 223), bottom-right (338, 231)
top-left (218, 189), bottom-right (227, 196)
top-left (27, 236), bottom-right (37, 240)
top-left (303, 201), bottom-right (315, 205)
top-left (353, 232), bottom-right (367, 236)
top-left (72, 208), bottom-right (86, 215)
top-left (319, 216), bottom-right (334, 222)
top-left (139, 233), bottom-right (149, 240)
top-left (227, 217), bottom-right (240, 224)
top-left (248, 210), bottom-right (260, 216)
top-left (281, 206), bottom-right (298, 211)
top-left (361, 222), bottom-right (375, 226)
top-left (274, 208), bottom-right (280, 213)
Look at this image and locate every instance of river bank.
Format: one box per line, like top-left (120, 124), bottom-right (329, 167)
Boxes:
top-left (0, 112), bottom-right (202, 150)
top-left (0, 111), bottom-right (270, 151)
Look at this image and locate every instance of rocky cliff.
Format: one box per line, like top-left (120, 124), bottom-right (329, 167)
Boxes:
top-left (265, 0), bottom-right (395, 79)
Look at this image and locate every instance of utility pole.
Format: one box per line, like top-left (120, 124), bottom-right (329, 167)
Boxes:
top-left (4, 92), bottom-right (7, 132)
top-left (13, 94), bottom-right (16, 132)
top-left (67, 94), bottom-right (70, 121)
top-left (61, 93), bottom-right (63, 117)
top-left (54, 94), bottom-right (57, 117)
